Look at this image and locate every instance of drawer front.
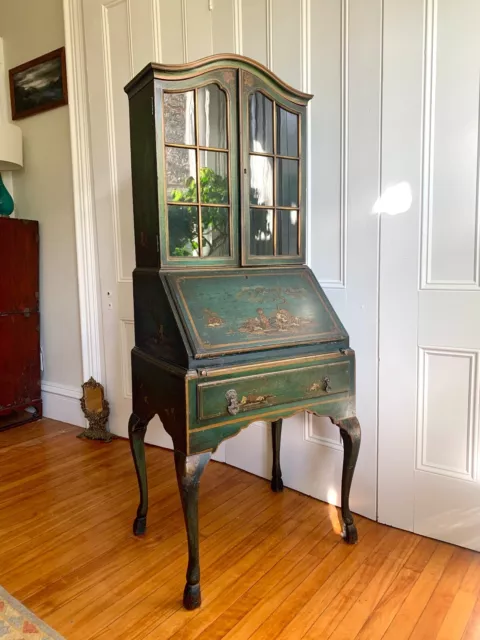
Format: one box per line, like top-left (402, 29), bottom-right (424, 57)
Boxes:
top-left (197, 361), bottom-right (351, 421)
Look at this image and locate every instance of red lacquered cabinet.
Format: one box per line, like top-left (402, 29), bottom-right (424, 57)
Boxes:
top-left (0, 217), bottom-right (42, 430)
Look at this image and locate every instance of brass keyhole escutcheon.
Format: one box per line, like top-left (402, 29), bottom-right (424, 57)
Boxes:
top-left (225, 389), bottom-right (239, 415)
top-left (322, 376), bottom-right (332, 393)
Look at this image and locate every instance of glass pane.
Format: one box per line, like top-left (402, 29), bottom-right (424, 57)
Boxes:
top-left (198, 85), bottom-right (227, 149)
top-left (249, 92), bottom-right (273, 153)
top-left (166, 147), bottom-right (197, 201)
top-left (250, 208), bottom-right (274, 255)
top-left (277, 106), bottom-right (298, 157)
top-left (276, 210), bottom-right (298, 255)
top-left (168, 205), bottom-right (199, 257)
top-left (202, 207), bottom-right (230, 257)
top-left (199, 151), bottom-right (228, 204)
top-left (250, 155), bottom-right (273, 206)
top-left (163, 91), bottom-right (196, 145)
top-left (276, 158), bottom-right (298, 207)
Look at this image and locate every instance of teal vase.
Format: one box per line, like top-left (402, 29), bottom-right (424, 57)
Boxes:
top-left (0, 174), bottom-right (14, 216)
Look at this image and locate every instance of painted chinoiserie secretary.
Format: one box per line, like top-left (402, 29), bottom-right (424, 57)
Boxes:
top-left (124, 54), bottom-right (361, 610)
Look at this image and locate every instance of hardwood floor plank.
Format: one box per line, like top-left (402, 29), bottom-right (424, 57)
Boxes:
top-left (139, 504), bottom-right (332, 640)
top-left (436, 553), bottom-right (480, 640)
top-left (462, 592), bottom-right (480, 639)
top-left (61, 487), bottom-right (300, 639)
top-left (1, 420), bottom-right (479, 640)
top-left (266, 521), bottom-right (385, 640)
top-left (382, 544), bottom-right (456, 640)
top-left (409, 548), bottom-right (472, 640)
top-left (354, 567), bottom-right (419, 639)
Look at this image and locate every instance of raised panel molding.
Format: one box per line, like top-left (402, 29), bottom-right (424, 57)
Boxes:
top-left (301, 0), bottom-right (312, 268)
top-left (234, 0), bottom-right (243, 55)
top-left (63, 0), bottom-right (104, 383)
top-left (304, 413), bottom-right (343, 451)
top-left (102, 0), bottom-right (135, 284)
top-left (420, 0), bottom-right (480, 291)
top-left (318, 0), bottom-right (348, 289)
top-left (266, 0), bottom-right (273, 70)
top-left (417, 347), bottom-right (479, 481)
top-left (151, 0), bottom-right (162, 62)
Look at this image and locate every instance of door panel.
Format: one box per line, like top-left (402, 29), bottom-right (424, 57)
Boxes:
top-left (83, 0), bottom-right (172, 450)
top-left (378, 0), bottom-right (480, 549)
top-left (81, 0), bottom-right (379, 516)
top-left (0, 313), bottom-right (41, 409)
top-left (0, 219), bottom-right (38, 314)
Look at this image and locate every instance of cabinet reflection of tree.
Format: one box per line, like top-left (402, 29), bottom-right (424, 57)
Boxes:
top-left (168, 85), bottom-right (230, 258)
top-left (169, 167), bottom-right (229, 257)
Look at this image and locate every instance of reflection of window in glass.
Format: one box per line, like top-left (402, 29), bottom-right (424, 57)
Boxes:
top-left (277, 106), bottom-right (298, 156)
top-left (276, 210), bottom-right (298, 255)
top-left (248, 93), bottom-right (300, 257)
top-left (250, 155), bottom-right (273, 206)
top-left (198, 85), bottom-right (227, 149)
top-left (250, 209), bottom-right (273, 256)
top-left (276, 158), bottom-right (298, 207)
top-left (249, 93), bottom-right (273, 153)
top-left (163, 84), bottom-right (231, 258)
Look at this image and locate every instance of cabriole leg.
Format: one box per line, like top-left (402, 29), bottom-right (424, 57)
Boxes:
top-left (128, 412), bottom-right (150, 536)
top-left (271, 418), bottom-right (284, 492)
top-left (174, 450), bottom-right (211, 610)
top-left (337, 416), bottom-right (361, 544)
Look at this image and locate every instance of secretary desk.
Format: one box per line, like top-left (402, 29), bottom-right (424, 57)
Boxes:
top-left (124, 54), bottom-right (361, 610)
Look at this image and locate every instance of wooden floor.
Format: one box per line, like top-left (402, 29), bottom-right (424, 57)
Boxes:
top-left (1, 421), bottom-right (479, 640)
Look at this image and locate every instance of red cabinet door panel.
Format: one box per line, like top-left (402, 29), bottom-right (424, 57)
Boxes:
top-left (0, 313), bottom-right (41, 410)
top-left (0, 218), bottom-right (39, 314)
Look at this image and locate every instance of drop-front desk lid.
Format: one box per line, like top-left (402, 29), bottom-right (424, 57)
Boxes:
top-left (165, 267), bottom-right (348, 359)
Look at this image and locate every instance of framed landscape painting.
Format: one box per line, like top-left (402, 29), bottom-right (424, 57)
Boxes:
top-left (9, 48), bottom-right (68, 120)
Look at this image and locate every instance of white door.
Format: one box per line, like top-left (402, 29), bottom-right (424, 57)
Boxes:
top-left (80, 0), bottom-right (379, 520)
top-left (378, 0), bottom-right (480, 550)
top-left (82, 0), bottom-right (174, 452)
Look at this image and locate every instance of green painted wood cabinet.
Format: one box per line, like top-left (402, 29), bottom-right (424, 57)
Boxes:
top-left (125, 54), bottom-right (361, 611)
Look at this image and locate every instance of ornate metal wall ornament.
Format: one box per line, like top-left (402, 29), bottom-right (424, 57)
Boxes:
top-left (77, 377), bottom-right (115, 442)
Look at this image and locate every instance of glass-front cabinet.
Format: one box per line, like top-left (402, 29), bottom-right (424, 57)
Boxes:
top-left (124, 56), bottom-right (361, 613)
top-left (126, 56), bottom-right (311, 269)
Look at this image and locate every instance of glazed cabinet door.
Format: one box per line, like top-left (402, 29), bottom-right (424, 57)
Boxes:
top-left (155, 69), bottom-right (240, 268)
top-left (240, 70), bottom-right (307, 266)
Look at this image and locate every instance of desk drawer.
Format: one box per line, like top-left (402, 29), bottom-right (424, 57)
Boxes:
top-left (197, 360), bottom-right (351, 421)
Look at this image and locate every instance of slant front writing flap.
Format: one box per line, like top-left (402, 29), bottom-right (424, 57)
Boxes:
top-left (166, 267), bottom-right (348, 358)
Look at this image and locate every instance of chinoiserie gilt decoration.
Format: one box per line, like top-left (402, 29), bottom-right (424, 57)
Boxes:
top-left (78, 377), bottom-right (114, 442)
top-left (124, 54), bottom-right (361, 611)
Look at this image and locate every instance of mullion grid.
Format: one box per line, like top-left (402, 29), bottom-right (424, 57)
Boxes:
top-left (166, 86), bottom-right (230, 259)
top-left (250, 98), bottom-right (300, 257)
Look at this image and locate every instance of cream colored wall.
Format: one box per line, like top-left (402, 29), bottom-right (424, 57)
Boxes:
top-left (0, 0), bottom-right (84, 422)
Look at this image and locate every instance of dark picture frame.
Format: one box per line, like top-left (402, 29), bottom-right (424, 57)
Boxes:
top-left (9, 47), bottom-right (68, 121)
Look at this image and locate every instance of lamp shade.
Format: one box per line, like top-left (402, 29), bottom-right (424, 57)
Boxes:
top-left (0, 121), bottom-right (23, 171)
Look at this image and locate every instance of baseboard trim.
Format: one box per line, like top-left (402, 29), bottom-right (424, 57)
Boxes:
top-left (41, 382), bottom-right (85, 428)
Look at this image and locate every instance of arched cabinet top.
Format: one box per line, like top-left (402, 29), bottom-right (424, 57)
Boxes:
top-left (124, 54), bottom-right (313, 106)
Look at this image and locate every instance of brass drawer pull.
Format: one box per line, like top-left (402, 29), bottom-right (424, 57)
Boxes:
top-left (308, 376), bottom-right (332, 394)
top-left (225, 389), bottom-right (239, 415)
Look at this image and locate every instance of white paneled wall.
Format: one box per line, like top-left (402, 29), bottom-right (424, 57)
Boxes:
top-left (82, 0), bottom-right (383, 521)
top-left (378, 0), bottom-right (480, 548)
top-left (77, 0), bottom-right (480, 544)
top-left (151, 0), bottom-right (379, 519)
